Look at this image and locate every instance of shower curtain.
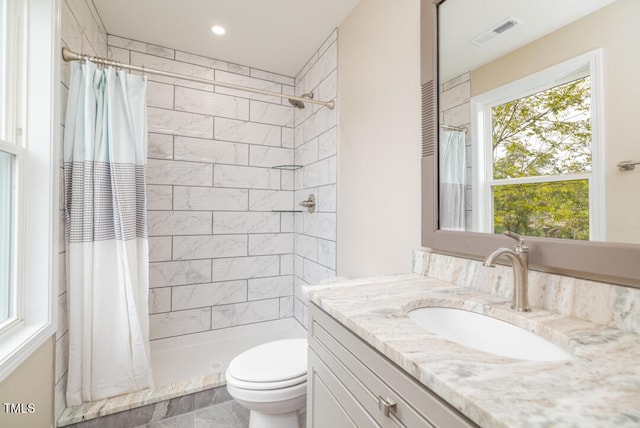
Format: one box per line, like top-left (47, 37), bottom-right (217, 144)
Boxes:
top-left (439, 129), bottom-right (466, 231)
top-left (64, 61), bottom-right (153, 405)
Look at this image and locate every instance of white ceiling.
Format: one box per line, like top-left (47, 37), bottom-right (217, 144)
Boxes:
top-left (439, 0), bottom-right (616, 81)
top-left (92, 0), bottom-right (360, 77)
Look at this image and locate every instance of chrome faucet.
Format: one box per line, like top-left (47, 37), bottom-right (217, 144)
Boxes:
top-left (483, 231), bottom-right (531, 312)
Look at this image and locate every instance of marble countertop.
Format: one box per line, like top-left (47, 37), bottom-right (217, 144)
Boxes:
top-left (307, 273), bottom-right (640, 427)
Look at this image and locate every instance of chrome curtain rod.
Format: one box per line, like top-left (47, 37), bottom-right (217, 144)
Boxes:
top-left (440, 124), bottom-right (468, 133)
top-left (61, 47), bottom-right (335, 110)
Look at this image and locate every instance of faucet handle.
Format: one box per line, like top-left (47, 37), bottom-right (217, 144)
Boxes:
top-left (504, 231), bottom-right (526, 248)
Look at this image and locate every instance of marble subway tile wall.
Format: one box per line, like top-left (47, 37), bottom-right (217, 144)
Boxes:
top-left (293, 30), bottom-right (339, 327)
top-left (440, 73), bottom-right (472, 226)
top-left (59, 0), bottom-right (108, 421)
top-left (106, 35), bottom-right (298, 341)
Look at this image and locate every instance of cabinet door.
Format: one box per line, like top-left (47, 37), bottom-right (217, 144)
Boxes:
top-left (310, 372), bottom-right (356, 428)
top-left (308, 349), bottom-right (379, 428)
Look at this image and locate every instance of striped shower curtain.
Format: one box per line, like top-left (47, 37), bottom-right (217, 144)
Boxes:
top-left (64, 61), bottom-right (153, 405)
top-left (439, 129), bottom-right (466, 231)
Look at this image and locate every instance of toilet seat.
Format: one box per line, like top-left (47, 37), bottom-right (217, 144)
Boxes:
top-left (226, 378), bottom-right (307, 404)
top-left (226, 372), bottom-right (307, 390)
top-left (226, 339), bottom-right (308, 391)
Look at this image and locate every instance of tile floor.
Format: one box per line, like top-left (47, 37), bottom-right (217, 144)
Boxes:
top-left (63, 387), bottom-right (249, 428)
top-left (134, 400), bottom-right (249, 428)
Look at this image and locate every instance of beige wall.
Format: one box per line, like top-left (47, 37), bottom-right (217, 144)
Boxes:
top-left (472, 0), bottom-right (640, 244)
top-left (337, 0), bottom-right (422, 277)
top-left (0, 338), bottom-right (55, 428)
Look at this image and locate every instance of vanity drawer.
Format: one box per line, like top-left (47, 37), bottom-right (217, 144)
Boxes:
top-left (309, 303), bottom-right (477, 428)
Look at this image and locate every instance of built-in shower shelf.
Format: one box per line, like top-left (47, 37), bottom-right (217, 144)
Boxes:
top-left (270, 164), bottom-right (303, 212)
top-left (271, 164), bottom-right (303, 170)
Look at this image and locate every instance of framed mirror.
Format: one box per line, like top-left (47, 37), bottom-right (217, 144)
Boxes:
top-left (421, 0), bottom-right (640, 287)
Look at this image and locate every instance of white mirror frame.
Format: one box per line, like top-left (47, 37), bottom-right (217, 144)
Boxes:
top-left (421, 0), bottom-right (640, 288)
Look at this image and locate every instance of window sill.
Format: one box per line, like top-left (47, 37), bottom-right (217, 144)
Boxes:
top-left (0, 320), bottom-right (55, 382)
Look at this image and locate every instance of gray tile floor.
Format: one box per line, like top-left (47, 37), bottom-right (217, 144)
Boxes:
top-left (135, 400), bottom-right (249, 428)
top-left (63, 388), bottom-right (305, 428)
top-left (63, 386), bottom-right (249, 428)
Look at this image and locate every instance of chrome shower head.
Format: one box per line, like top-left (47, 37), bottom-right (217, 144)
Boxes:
top-left (288, 92), bottom-right (313, 109)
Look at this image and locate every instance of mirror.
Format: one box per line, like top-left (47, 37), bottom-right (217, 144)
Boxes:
top-left (437, 0), bottom-right (640, 245)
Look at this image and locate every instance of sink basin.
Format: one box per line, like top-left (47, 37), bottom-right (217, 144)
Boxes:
top-left (407, 307), bottom-right (571, 362)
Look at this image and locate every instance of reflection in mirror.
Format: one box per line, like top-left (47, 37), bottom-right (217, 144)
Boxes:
top-left (437, 0), bottom-right (640, 244)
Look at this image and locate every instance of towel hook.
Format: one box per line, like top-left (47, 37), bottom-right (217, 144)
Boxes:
top-left (617, 160), bottom-right (640, 171)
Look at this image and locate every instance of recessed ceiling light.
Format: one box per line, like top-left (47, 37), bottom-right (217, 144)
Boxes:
top-left (211, 25), bottom-right (226, 36)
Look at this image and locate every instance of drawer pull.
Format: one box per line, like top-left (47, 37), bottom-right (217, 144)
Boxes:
top-left (378, 395), bottom-right (398, 417)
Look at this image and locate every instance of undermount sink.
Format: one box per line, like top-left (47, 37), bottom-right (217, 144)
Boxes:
top-left (407, 307), bottom-right (571, 362)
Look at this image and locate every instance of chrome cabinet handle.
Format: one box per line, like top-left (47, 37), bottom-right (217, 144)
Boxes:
top-left (378, 395), bottom-right (397, 417)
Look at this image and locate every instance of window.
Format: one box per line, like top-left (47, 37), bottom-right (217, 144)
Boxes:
top-left (0, 0), bottom-right (24, 331)
top-left (472, 51), bottom-right (604, 241)
top-left (0, 0), bottom-right (56, 380)
top-left (0, 0), bottom-right (5, 132)
top-left (0, 151), bottom-right (15, 324)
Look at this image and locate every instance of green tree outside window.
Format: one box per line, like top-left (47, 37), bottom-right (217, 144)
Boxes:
top-left (491, 76), bottom-right (591, 240)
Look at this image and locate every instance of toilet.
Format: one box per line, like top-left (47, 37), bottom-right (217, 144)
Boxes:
top-left (225, 338), bottom-right (308, 428)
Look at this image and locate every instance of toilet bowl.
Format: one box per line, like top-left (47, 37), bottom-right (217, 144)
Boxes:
top-left (225, 338), bottom-right (308, 428)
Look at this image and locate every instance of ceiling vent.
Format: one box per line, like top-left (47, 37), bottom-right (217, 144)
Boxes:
top-left (470, 17), bottom-right (521, 46)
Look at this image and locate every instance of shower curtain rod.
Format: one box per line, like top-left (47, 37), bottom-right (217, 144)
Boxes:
top-left (440, 124), bottom-right (468, 133)
top-left (61, 47), bottom-right (335, 110)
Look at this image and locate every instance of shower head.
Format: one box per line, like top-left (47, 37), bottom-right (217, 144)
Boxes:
top-left (288, 92), bottom-right (313, 109)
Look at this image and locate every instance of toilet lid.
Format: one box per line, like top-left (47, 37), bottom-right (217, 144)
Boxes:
top-left (227, 339), bottom-right (307, 384)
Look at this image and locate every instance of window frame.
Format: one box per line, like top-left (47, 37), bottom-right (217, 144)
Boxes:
top-left (0, 0), bottom-right (58, 381)
top-left (470, 50), bottom-right (605, 240)
top-left (0, 0), bottom-right (26, 335)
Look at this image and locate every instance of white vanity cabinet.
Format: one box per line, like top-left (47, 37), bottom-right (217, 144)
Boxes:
top-left (307, 303), bottom-right (477, 428)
